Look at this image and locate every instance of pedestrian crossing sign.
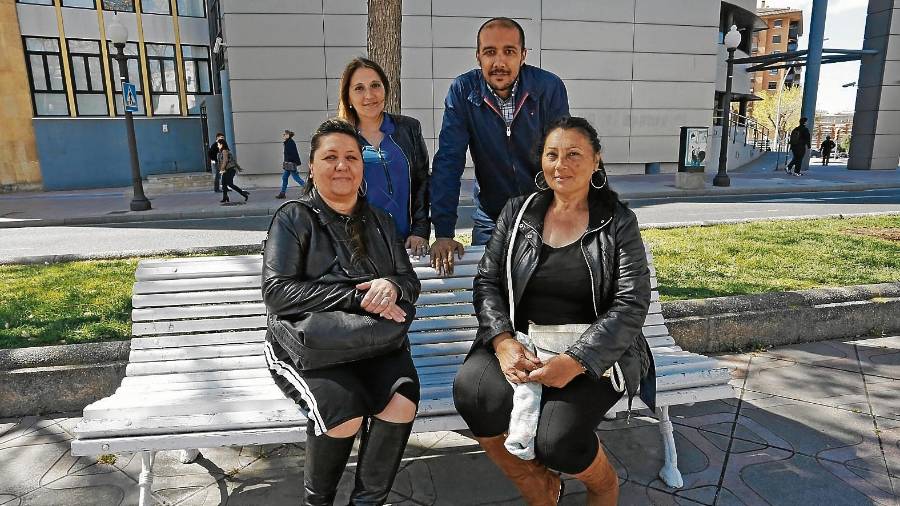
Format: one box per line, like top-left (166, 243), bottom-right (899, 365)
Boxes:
top-left (123, 82), bottom-right (139, 112)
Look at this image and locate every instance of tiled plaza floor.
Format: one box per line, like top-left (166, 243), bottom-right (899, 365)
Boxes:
top-left (1, 335), bottom-right (897, 505)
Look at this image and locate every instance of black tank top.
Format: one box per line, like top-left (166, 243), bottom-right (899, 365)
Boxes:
top-left (515, 240), bottom-right (597, 332)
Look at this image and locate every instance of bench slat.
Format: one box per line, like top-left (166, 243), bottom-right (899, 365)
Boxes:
top-left (84, 392), bottom-right (297, 419)
top-left (130, 330), bottom-right (266, 350)
top-left (133, 316), bottom-right (267, 336)
top-left (120, 368), bottom-right (271, 385)
top-left (129, 343), bottom-right (264, 363)
top-left (134, 276), bottom-right (260, 295)
top-left (133, 289), bottom-right (262, 309)
top-left (126, 355), bottom-right (267, 376)
top-left (409, 316), bottom-right (478, 333)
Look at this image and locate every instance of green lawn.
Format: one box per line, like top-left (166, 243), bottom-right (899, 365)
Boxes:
top-left (0, 216), bottom-right (897, 349)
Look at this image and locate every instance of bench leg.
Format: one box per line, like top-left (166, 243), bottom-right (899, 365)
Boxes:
top-left (657, 406), bottom-right (684, 489)
top-left (179, 449), bottom-right (201, 464)
top-left (138, 450), bottom-right (157, 506)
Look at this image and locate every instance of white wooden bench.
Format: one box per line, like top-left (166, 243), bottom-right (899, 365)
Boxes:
top-left (71, 245), bottom-right (733, 505)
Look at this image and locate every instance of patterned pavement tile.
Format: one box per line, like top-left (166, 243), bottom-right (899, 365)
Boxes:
top-left (759, 338), bottom-right (861, 373)
top-left (852, 336), bottom-right (900, 380)
top-left (865, 377), bottom-right (900, 421)
top-left (728, 452), bottom-right (895, 506)
top-left (743, 357), bottom-right (869, 410)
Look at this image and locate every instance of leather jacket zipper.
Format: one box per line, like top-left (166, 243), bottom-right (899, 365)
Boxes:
top-left (387, 134), bottom-right (414, 231)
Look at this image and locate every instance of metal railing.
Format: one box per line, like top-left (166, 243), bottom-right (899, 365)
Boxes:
top-left (713, 112), bottom-right (772, 151)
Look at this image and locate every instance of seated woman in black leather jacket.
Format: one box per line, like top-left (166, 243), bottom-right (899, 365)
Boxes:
top-left (453, 116), bottom-right (655, 506)
top-left (262, 118), bottom-right (421, 506)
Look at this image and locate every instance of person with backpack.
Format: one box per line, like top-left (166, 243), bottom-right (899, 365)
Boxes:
top-left (786, 117), bottom-right (812, 176)
top-left (276, 129), bottom-right (305, 199)
top-left (820, 135), bottom-right (836, 166)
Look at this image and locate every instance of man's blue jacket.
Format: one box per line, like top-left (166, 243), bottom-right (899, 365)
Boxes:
top-left (430, 64), bottom-right (569, 238)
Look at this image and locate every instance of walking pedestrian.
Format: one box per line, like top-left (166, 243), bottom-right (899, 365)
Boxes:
top-left (337, 57), bottom-right (431, 257)
top-left (820, 135), bottom-right (836, 166)
top-left (209, 132), bottom-right (225, 192)
top-left (786, 117), bottom-right (812, 176)
top-left (216, 139), bottom-right (249, 204)
top-left (429, 17), bottom-right (569, 275)
top-left (276, 130), bottom-right (305, 199)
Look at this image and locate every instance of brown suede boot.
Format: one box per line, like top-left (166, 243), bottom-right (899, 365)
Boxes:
top-left (476, 435), bottom-right (562, 506)
top-left (572, 441), bottom-right (619, 506)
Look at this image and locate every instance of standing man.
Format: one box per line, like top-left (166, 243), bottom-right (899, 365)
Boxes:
top-left (820, 135), bottom-right (836, 166)
top-left (786, 118), bottom-right (812, 176)
top-left (429, 17), bottom-right (569, 274)
top-left (209, 132), bottom-right (225, 192)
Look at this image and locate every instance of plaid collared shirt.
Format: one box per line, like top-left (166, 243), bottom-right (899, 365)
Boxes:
top-left (490, 80), bottom-right (518, 127)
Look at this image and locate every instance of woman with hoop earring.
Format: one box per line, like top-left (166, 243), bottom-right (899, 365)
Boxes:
top-left (453, 116), bottom-right (655, 505)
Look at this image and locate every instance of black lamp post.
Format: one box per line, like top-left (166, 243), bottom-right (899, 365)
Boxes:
top-left (108, 17), bottom-right (151, 211)
top-left (714, 25), bottom-right (742, 187)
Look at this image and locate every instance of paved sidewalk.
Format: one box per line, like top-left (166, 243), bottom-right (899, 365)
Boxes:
top-left (0, 155), bottom-right (897, 228)
top-left (1, 335), bottom-right (897, 505)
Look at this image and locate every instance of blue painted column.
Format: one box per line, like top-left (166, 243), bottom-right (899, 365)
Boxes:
top-left (801, 0), bottom-right (828, 167)
top-left (220, 67), bottom-right (236, 156)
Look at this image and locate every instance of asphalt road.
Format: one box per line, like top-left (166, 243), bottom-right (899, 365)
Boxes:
top-left (1, 188), bottom-right (898, 262)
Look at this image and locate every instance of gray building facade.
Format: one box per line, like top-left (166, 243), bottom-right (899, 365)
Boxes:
top-left (218, 0), bottom-right (756, 183)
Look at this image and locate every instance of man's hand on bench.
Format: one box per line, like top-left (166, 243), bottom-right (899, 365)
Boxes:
top-left (430, 238), bottom-right (465, 276)
top-left (405, 235), bottom-right (429, 258)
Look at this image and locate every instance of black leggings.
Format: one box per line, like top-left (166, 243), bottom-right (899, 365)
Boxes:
top-left (221, 168), bottom-right (245, 198)
top-left (453, 347), bottom-right (623, 474)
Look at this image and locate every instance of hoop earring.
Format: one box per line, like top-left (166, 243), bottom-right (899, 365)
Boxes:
top-left (534, 172), bottom-right (550, 191)
top-left (358, 178), bottom-right (367, 197)
top-left (591, 169), bottom-right (607, 190)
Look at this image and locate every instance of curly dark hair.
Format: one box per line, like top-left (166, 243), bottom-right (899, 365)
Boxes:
top-left (535, 116), bottom-right (621, 214)
top-left (304, 118), bottom-right (369, 263)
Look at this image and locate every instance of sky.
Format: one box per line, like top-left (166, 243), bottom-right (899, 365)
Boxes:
top-left (758, 0), bottom-right (869, 113)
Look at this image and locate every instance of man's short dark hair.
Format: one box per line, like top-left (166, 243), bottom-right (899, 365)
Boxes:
top-left (799, 117), bottom-right (808, 124)
top-left (476, 17), bottom-right (525, 50)
top-left (215, 132), bottom-right (225, 138)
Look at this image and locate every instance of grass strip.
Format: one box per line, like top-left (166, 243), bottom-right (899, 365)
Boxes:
top-left (0, 216), bottom-right (897, 349)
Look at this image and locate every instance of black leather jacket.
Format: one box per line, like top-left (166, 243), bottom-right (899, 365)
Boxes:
top-left (378, 113), bottom-right (431, 239)
top-left (262, 191), bottom-right (421, 320)
top-left (472, 190), bottom-right (656, 411)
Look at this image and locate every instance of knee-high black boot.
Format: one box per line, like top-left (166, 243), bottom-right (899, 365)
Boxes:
top-left (303, 424), bottom-right (355, 506)
top-left (349, 418), bottom-right (413, 505)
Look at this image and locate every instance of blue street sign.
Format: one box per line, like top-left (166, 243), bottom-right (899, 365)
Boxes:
top-left (123, 82), bottom-right (139, 113)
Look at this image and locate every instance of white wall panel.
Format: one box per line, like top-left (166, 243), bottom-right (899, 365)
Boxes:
top-left (222, 0), bottom-right (320, 14)
top-left (61, 9), bottom-right (100, 39)
top-left (228, 47), bottom-right (325, 79)
top-left (634, 24), bottom-right (718, 54)
top-left (541, 20), bottom-right (634, 52)
top-left (225, 14), bottom-right (324, 47)
top-left (17, 4), bottom-right (61, 36)
top-left (230, 79), bottom-right (327, 112)
top-left (541, 0), bottom-right (634, 23)
top-left (570, 108), bottom-right (632, 137)
top-left (565, 81), bottom-right (632, 109)
top-left (632, 81), bottom-right (714, 109)
top-left (400, 78), bottom-right (433, 109)
top-left (542, 51), bottom-right (634, 80)
top-left (634, 0), bottom-right (719, 27)
top-left (233, 110), bottom-right (328, 144)
top-left (179, 16), bottom-right (210, 45)
top-left (324, 14), bottom-right (366, 47)
top-left (141, 13), bottom-right (175, 43)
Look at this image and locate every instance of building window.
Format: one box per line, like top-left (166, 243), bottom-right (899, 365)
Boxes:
top-left (67, 39), bottom-right (108, 116)
top-left (23, 37), bottom-right (69, 116)
top-left (145, 43), bottom-right (180, 115)
top-left (773, 19), bottom-right (783, 28)
top-left (16, 0), bottom-right (53, 5)
top-left (177, 0), bottom-right (205, 17)
top-left (182, 45), bottom-right (211, 114)
top-left (102, 0), bottom-right (134, 12)
top-left (772, 34), bottom-right (781, 44)
top-left (141, 0), bottom-right (170, 14)
top-left (108, 41), bottom-right (145, 115)
top-left (62, 0), bottom-right (96, 8)
top-left (767, 81), bottom-right (778, 90)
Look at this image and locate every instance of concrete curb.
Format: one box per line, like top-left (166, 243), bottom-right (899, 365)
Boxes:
top-left (664, 282), bottom-right (900, 354)
top-left (2, 181), bottom-right (897, 229)
top-left (2, 282), bottom-right (898, 417)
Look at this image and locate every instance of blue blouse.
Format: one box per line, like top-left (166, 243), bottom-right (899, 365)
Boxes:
top-left (359, 114), bottom-right (412, 238)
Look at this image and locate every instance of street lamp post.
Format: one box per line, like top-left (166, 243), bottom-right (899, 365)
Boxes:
top-left (107, 17), bottom-right (151, 211)
top-left (714, 25), bottom-right (742, 187)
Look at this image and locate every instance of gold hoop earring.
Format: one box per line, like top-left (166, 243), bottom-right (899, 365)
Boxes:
top-left (358, 178), bottom-right (367, 197)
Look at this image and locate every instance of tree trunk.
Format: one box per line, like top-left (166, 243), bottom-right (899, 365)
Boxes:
top-left (367, 0), bottom-right (402, 114)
